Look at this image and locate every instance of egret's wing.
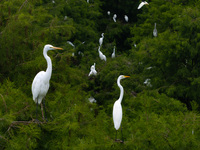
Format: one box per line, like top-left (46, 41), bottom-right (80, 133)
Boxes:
top-left (113, 101), bottom-right (122, 130)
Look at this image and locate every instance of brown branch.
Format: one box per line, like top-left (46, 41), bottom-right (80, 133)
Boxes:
top-left (0, 94), bottom-right (7, 112)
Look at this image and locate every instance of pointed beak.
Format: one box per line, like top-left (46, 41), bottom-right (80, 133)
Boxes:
top-left (124, 76), bottom-right (130, 78)
top-left (52, 47), bottom-right (63, 50)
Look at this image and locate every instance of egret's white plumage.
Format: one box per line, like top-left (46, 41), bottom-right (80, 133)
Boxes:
top-left (124, 15), bottom-right (128, 22)
top-left (138, 1), bottom-right (149, 9)
top-left (113, 14), bottom-right (117, 22)
top-left (99, 33), bottom-right (104, 47)
top-left (32, 45), bottom-right (63, 105)
top-left (153, 23), bottom-right (157, 37)
top-left (111, 46), bottom-right (116, 58)
top-left (98, 46), bottom-right (106, 61)
top-left (107, 11), bottom-right (111, 15)
top-left (88, 63), bottom-right (97, 76)
top-left (67, 41), bottom-right (75, 49)
top-left (113, 75), bottom-right (130, 130)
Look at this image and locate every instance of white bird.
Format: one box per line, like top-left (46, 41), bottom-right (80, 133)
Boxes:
top-left (87, 0), bottom-right (89, 3)
top-left (134, 43), bottom-right (137, 48)
top-left (88, 97), bottom-right (97, 103)
top-left (138, 1), bottom-right (149, 9)
top-left (99, 33), bottom-right (104, 47)
top-left (153, 23), bottom-right (157, 37)
top-left (32, 44), bottom-right (63, 121)
top-left (111, 46), bottom-right (116, 58)
top-left (113, 14), bottom-right (117, 22)
top-left (67, 41), bottom-right (75, 49)
top-left (88, 63), bottom-right (97, 76)
top-left (144, 78), bottom-right (152, 87)
top-left (52, 0), bottom-right (55, 3)
top-left (107, 11), bottom-right (111, 15)
top-left (98, 46), bottom-right (106, 61)
top-left (124, 15), bottom-right (128, 22)
top-left (64, 16), bottom-right (67, 20)
top-left (113, 75), bottom-right (130, 142)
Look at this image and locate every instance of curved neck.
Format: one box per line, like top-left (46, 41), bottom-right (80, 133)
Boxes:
top-left (43, 48), bottom-right (52, 81)
top-left (117, 78), bottom-right (124, 103)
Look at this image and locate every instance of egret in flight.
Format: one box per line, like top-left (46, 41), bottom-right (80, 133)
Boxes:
top-left (88, 63), bottom-right (97, 76)
top-left (98, 46), bottom-right (106, 61)
top-left (153, 23), bottom-right (157, 37)
top-left (138, 1), bottom-right (149, 9)
top-left (113, 75), bottom-right (130, 142)
top-left (111, 46), bottom-right (116, 58)
top-left (99, 33), bottom-right (104, 47)
top-left (32, 44), bottom-right (63, 122)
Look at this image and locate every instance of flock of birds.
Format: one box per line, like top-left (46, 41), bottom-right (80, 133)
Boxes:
top-left (32, 0), bottom-right (152, 143)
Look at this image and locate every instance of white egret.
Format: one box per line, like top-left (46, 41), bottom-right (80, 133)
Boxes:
top-left (67, 41), bottom-right (75, 49)
top-left (87, 0), bottom-right (89, 3)
top-left (111, 46), bottom-right (116, 58)
top-left (88, 97), bottom-right (97, 103)
top-left (107, 11), bottom-right (111, 15)
top-left (64, 16), bottom-right (67, 21)
top-left (88, 63), bottom-right (97, 76)
top-left (138, 1), bottom-right (149, 9)
top-left (134, 43), bottom-right (137, 48)
top-left (98, 46), bottom-right (106, 61)
top-left (153, 23), bottom-right (157, 37)
top-left (113, 14), bottom-right (117, 22)
top-left (99, 33), bottom-right (104, 47)
top-left (32, 44), bottom-right (63, 122)
top-left (113, 75), bottom-right (130, 142)
top-left (124, 15), bottom-right (128, 22)
top-left (144, 78), bottom-right (152, 87)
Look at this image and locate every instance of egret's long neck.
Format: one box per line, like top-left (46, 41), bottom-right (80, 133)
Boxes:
top-left (43, 49), bottom-right (52, 81)
top-left (117, 78), bottom-right (124, 103)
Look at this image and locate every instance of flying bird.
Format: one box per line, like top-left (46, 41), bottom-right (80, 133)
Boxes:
top-left (113, 75), bottom-right (130, 142)
top-left (124, 15), bottom-right (128, 22)
top-left (153, 23), bottom-right (158, 37)
top-left (88, 63), bottom-right (97, 76)
top-left (113, 14), bottom-right (117, 22)
top-left (138, 1), bottom-right (149, 9)
top-left (32, 44), bottom-right (63, 122)
top-left (98, 46), bottom-right (106, 61)
top-left (99, 33), bottom-right (104, 47)
top-left (111, 46), bottom-right (116, 58)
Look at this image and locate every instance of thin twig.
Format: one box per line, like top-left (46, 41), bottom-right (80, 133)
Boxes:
top-left (0, 94), bottom-right (7, 112)
top-left (18, 0), bottom-right (29, 12)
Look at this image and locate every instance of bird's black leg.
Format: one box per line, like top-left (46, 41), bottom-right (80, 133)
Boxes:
top-left (121, 126), bottom-right (124, 143)
top-left (115, 130), bottom-right (117, 141)
top-left (43, 98), bottom-right (48, 122)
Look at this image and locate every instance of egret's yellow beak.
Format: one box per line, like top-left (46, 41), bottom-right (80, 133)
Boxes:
top-left (124, 76), bottom-right (130, 78)
top-left (52, 47), bottom-right (63, 50)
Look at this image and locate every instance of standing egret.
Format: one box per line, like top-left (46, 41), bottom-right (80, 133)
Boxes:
top-left (153, 23), bottom-right (157, 37)
top-left (98, 46), bottom-right (106, 61)
top-left (32, 44), bottom-right (63, 122)
top-left (88, 63), bottom-right (97, 76)
top-left (113, 75), bottom-right (130, 142)
top-left (99, 33), bottom-right (104, 47)
top-left (111, 46), bottom-right (116, 58)
top-left (138, 1), bottom-right (149, 9)
top-left (124, 15), bottom-right (128, 22)
top-left (113, 14), bottom-right (117, 22)
top-left (107, 11), bottom-right (111, 15)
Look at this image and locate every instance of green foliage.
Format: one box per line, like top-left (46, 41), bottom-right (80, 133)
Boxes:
top-left (1, 0), bottom-right (200, 149)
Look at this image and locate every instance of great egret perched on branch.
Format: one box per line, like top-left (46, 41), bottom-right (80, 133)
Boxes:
top-left (113, 14), bottom-right (117, 22)
top-left (124, 15), bottom-right (128, 22)
top-left (138, 1), bottom-right (149, 9)
top-left (98, 46), bottom-right (106, 61)
top-left (153, 23), bottom-right (158, 37)
top-left (113, 75), bottom-right (130, 142)
top-left (32, 44), bottom-right (63, 122)
top-left (88, 63), bottom-right (97, 76)
top-left (99, 33), bottom-right (104, 47)
top-left (111, 46), bottom-right (116, 58)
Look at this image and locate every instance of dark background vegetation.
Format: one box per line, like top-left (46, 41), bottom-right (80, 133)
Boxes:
top-left (1, 0), bottom-right (200, 149)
